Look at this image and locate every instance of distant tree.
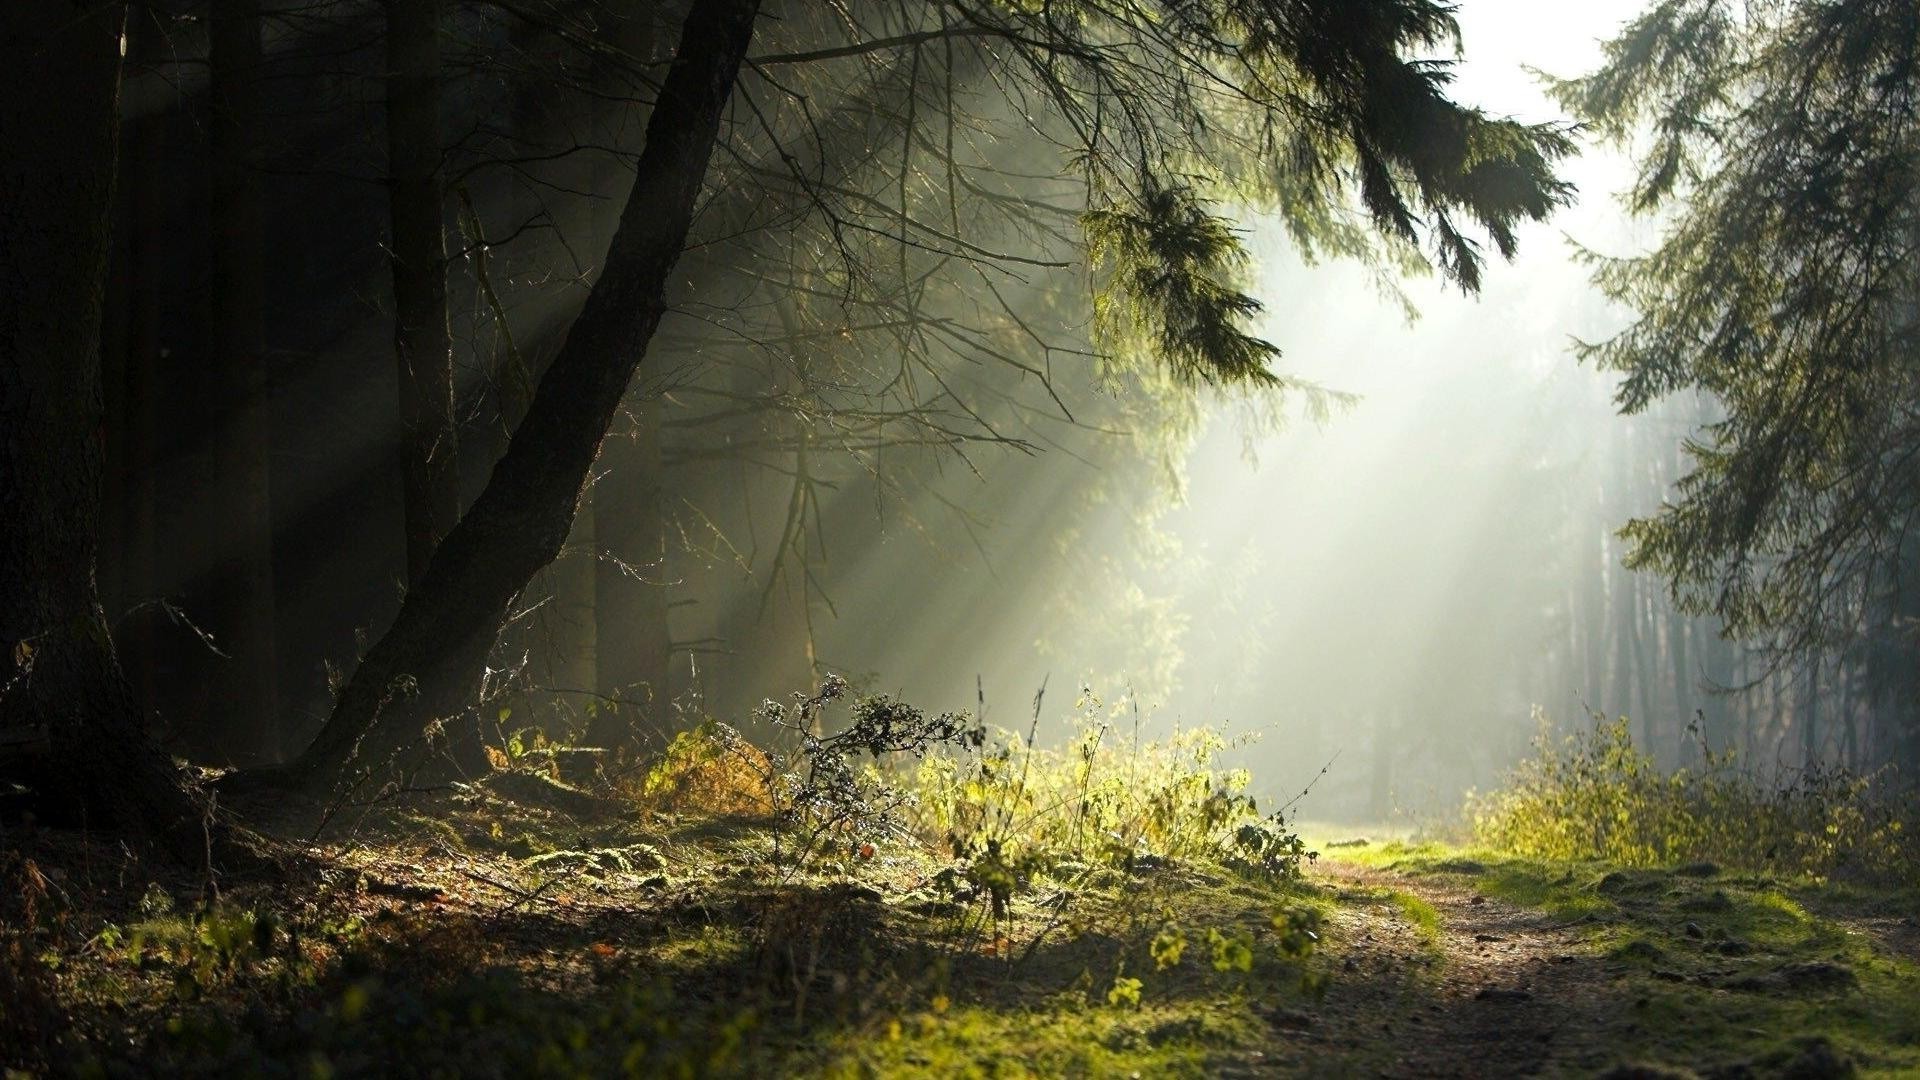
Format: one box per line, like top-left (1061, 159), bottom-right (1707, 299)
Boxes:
top-left (207, 0), bottom-right (281, 758)
top-left (1558, 0), bottom-right (1920, 765)
top-left (280, 0), bottom-right (1573, 795)
top-left (0, 0), bottom-right (216, 857)
top-left (386, 0), bottom-right (462, 585)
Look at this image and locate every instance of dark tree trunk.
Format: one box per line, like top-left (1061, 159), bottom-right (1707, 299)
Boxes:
top-left (120, 31), bottom-right (167, 719)
top-left (0, 0), bottom-right (207, 855)
top-left (208, 0), bottom-right (280, 760)
top-left (281, 0), bottom-right (762, 794)
top-left (386, 0), bottom-right (460, 585)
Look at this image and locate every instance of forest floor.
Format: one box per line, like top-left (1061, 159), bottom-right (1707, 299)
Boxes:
top-left (3, 786), bottom-right (1918, 1077)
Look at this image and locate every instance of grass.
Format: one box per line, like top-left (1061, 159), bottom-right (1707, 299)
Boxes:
top-left (1319, 834), bottom-right (1920, 1077)
top-left (8, 694), bottom-right (1920, 1076)
top-left (0, 692), bottom-right (1336, 1077)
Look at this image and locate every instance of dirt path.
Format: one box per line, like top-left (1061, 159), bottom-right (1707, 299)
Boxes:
top-left (1246, 860), bottom-right (1634, 1077)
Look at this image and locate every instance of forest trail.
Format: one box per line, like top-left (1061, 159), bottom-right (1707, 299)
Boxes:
top-left (1252, 849), bottom-right (1905, 1079)
top-left (1297, 858), bottom-right (1627, 1078)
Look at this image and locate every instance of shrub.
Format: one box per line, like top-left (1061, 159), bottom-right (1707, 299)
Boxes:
top-left (908, 689), bottom-right (1311, 907)
top-left (1470, 709), bottom-right (1918, 884)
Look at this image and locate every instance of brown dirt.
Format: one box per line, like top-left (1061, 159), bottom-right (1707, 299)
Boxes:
top-left (1226, 860), bottom-right (1639, 1078)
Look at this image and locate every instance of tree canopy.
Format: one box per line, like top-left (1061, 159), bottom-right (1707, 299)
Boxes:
top-left (1558, 0), bottom-right (1920, 669)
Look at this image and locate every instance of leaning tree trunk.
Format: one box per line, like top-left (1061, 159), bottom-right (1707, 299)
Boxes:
top-left (281, 0), bottom-right (762, 794)
top-left (0, 0), bottom-right (209, 857)
top-left (386, 0), bottom-right (460, 585)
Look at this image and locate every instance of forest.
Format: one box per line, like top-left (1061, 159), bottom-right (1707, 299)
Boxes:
top-left (2, 0), bottom-right (1918, 1075)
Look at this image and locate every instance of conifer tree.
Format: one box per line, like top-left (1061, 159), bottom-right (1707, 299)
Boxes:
top-left (1557, 0), bottom-right (1920, 767)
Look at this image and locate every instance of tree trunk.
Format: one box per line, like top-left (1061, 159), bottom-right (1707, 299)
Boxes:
top-left (385, 0), bottom-right (460, 585)
top-left (208, 0), bottom-right (280, 761)
top-left (0, 0), bottom-right (207, 856)
top-left (118, 17), bottom-right (167, 718)
top-left (281, 0), bottom-right (762, 794)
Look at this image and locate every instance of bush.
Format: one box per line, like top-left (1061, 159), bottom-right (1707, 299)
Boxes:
top-left (908, 689), bottom-right (1311, 908)
top-left (1470, 709), bottom-right (1918, 884)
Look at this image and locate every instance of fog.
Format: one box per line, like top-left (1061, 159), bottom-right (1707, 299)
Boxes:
top-left (754, 0), bottom-right (1692, 821)
top-left (90, 0), bottom-right (1791, 818)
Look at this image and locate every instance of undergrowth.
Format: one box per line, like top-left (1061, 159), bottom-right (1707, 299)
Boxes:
top-left (1469, 709), bottom-right (1919, 884)
top-left (0, 682), bottom-right (1335, 1076)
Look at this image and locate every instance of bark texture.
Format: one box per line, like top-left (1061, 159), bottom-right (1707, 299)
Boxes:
top-left (285, 0), bottom-right (762, 792)
top-left (0, 0), bottom-right (207, 853)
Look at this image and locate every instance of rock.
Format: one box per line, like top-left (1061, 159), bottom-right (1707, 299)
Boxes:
top-left (1614, 939), bottom-right (1666, 963)
top-left (1474, 987), bottom-right (1533, 1003)
top-left (1778, 962), bottom-right (1857, 992)
top-left (1474, 933), bottom-right (1506, 943)
top-left (1599, 870), bottom-right (1667, 896)
top-left (1683, 921), bottom-right (1707, 939)
top-left (1722, 961), bottom-right (1856, 994)
top-left (1776, 1036), bottom-right (1855, 1079)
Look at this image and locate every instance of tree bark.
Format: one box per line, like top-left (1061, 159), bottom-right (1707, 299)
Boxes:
top-left (208, 0), bottom-right (280, 760)
top-left (0, 0), bottom-right (208, 856)
top-left (121, 26), bottom-right (167, 719)
top-left (385, 0), bottom-right (460, 585)
top-left (281, 0), bottom-right (762, 793)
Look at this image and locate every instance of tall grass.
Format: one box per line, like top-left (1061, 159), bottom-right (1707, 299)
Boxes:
top-left (1470, 710), bottom-right (1918, 885)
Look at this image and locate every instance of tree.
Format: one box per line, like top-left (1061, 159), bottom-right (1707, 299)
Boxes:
top-left (280, 0), bottom-right (1573, 794)
top-left (0, 0), bottom-right (213, 857)
top-left (282, 0), bottom-right (765, 792)
top-left (1558, 0), bottom-right (1920, 766)
top-left (386, 0), bottom-right (462, 585)
top-left (207, 0), bottom-right (280, 759)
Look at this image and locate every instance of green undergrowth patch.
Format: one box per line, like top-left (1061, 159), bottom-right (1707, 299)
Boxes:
top-left (814, 998), bottom-right (1251, 1078)
top-left (1469, 711), bottom-right (1919, 886)
top-left (1329, 836), bottom-right (1920, 1076)
top-left (1326, 875), bottom-right (1447, 957)
top-left (1, 685), bottom-right (1339, 1077)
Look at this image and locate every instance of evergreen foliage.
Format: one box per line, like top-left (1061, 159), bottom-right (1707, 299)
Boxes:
top-left (1556, 0), bottom-right (1920, 686)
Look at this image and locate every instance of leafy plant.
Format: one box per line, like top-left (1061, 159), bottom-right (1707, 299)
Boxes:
top-left (1471, 709), bottom-right (1918, 884)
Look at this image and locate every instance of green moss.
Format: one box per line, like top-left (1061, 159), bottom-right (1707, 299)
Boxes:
top-left (809, 1000), bottom-right (1251, 1078)
top-left (1363, 842), bottom-right (1920, 1077)
top-left (1386, 891), bottom-right (1442, 946)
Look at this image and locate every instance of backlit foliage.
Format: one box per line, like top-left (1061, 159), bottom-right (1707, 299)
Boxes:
top-left (1470, 709), bottom-right (1918, 884)
top-left (908, 690), bottom-right (1312, 910)
top-left (1555, 0), bottom-right (1920, 674)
